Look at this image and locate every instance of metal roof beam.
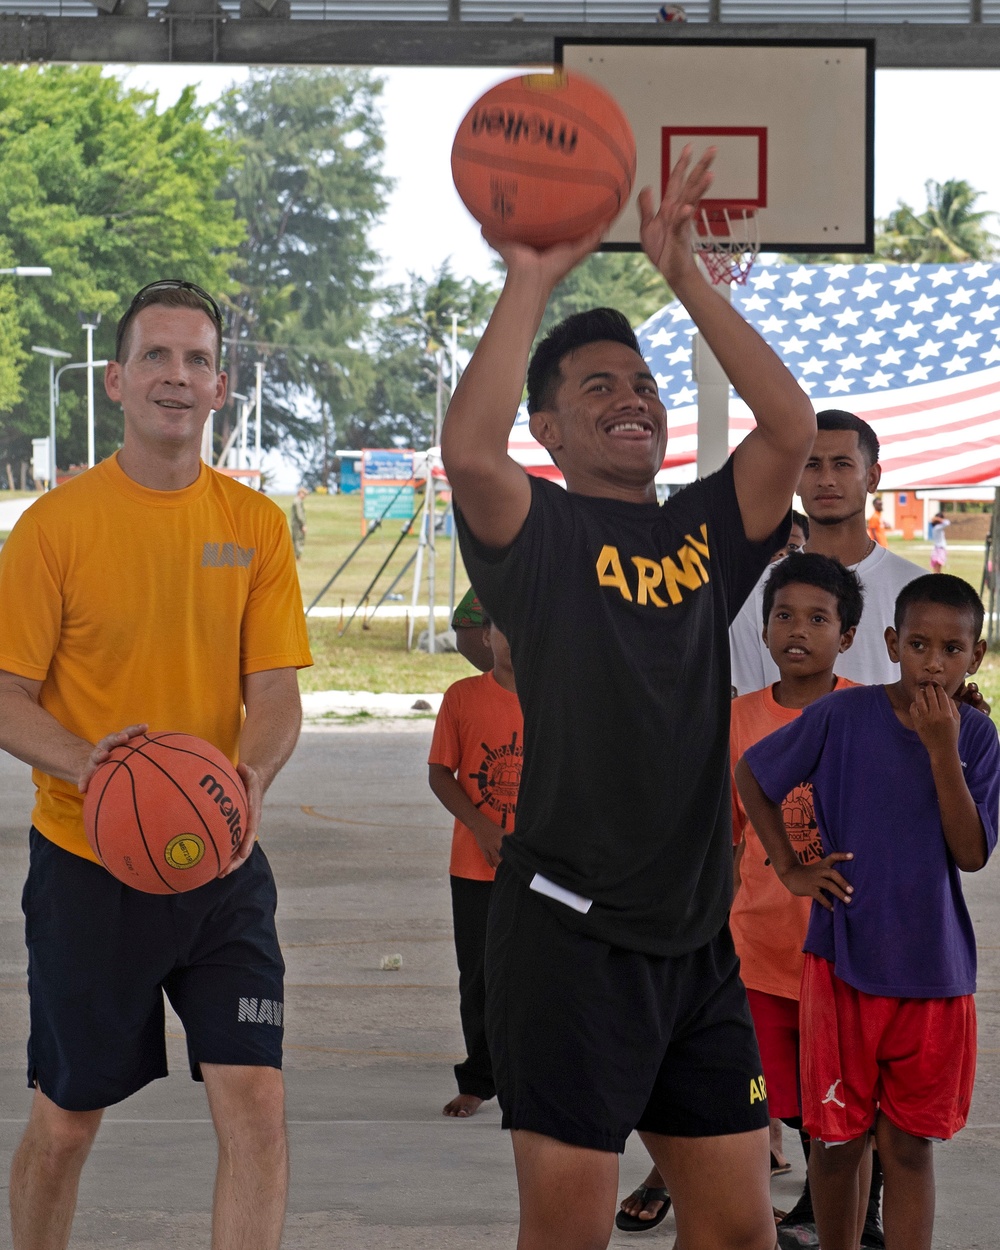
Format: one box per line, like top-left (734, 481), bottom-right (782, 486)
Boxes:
top-left (1, 18), bottom-right (999, 67)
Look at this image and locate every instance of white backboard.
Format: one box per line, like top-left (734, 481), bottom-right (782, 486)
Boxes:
top-left (558, 39), bottom-right (874, 252)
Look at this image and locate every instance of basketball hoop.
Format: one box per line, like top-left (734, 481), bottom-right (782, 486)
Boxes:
top-left (692, 206), bottom-right (760, 286)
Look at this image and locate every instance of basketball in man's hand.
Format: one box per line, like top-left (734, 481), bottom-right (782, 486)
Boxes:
top-left (83, 732), bottom-right (248, 893)
top-left (451, 70), bottom-right (636, 248)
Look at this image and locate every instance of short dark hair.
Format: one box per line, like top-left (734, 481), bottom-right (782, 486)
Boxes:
top-left (791, 509), bottom-right (810, 540)
top-left (815, 409), bottom-right (880, 468)
top-left (116, 282), bottom-right (223, 366)
top-left (762, 552), bottom-right (864, 632)
top-left (526, 308), bottom-right (641, 415)
top-left (894, 574), bottom-right (984, 638)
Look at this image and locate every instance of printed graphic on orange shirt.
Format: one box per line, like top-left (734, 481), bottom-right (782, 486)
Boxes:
top-left (469, 731), bottom-right (522, 830)
top-left (783, 783), bottom-right (824, 865)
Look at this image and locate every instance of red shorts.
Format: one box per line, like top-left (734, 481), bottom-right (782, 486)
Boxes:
top-left (799, 954), bottom-right (976, 1142)
top-left (746, 989), bottom-right (801, 1120)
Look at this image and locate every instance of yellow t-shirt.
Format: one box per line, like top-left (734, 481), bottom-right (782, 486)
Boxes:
top-left (0, 454), bottom-right (312, 861)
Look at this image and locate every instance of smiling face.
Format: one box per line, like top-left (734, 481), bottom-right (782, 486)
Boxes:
top-left (763, 582), bottom-right (855, 678)
top-left (886, 602), bottom-right (986, 703)
top-left (104, 305), bottom-right (227, 456)
top-left (528, 340), bottom-right (666, 498)
top-left (797, 429), bottom-right (881, 527)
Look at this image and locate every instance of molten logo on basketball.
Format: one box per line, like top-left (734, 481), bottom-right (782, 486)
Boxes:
top-left (165, 834), bottom-right (206, 870)
top-left (470, 108), bottom-right (578, 157)
top-left (199, 773), bottom-right (244, 850)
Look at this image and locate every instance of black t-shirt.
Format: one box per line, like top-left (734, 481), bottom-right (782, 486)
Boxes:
top-left (457, 458), bottom-right (786, 957)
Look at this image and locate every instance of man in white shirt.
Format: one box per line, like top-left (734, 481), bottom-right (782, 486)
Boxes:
top-left (730, 410), bottom-right (923, 694)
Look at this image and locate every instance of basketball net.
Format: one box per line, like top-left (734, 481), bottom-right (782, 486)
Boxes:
top-left (691, 206), bottom-right (760, 286)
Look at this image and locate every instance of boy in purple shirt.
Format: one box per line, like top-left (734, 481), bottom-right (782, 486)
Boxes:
top-left (736, 574), bottom-right (999, 1250)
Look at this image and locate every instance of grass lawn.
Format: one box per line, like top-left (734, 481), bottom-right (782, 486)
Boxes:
top-left (282, 491), bottom-right (475, 695)
top-left (285, 495), bottom-right (1000, 703)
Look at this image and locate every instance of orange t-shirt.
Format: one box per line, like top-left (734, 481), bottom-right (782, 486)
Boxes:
top-left (428, 671), bottom-right (523, 881)
top-left (730, 678), bottom-right (856, 1000)
top-left (867, 511), bottom-right (888, 547)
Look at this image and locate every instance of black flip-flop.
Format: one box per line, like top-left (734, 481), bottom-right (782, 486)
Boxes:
top-left (770, 1151), bottom-right (792, 1176)
top-left (614, 1185), bottom-right (671, 1232)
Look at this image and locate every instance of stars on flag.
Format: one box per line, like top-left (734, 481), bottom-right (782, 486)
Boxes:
top-left (637, 261), bottom-right (1000, 421)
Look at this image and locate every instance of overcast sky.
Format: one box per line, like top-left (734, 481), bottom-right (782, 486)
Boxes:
top-left (116, 64), bottom-right (1000, 289)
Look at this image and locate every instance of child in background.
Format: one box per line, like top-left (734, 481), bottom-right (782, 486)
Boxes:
top-left (429, 617), bottom-right (522, 1118)
top-left (730, 553), bottom-right (862, 1247)
top-left (617, 552), bottom-right (862, 1237)
top-left (929, 512), bottom-right (950, 573)
top-left (737, 574), bottom-right (999, 1250)
top-left (451, 585), bottom-right (493, 672)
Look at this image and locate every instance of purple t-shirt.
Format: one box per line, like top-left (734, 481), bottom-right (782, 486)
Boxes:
top-left (744, 684), bottom-right (1000, 998)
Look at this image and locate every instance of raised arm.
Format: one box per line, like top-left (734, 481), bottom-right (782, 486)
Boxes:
top-left (441, 230), bottom-right (604, 549)
top-left (639, 148), bottom-right (816, 541)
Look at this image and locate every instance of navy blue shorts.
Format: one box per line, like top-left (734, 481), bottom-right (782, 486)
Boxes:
top-left (23, 828), bottom-right (285, 1112)
top-left (485, 862), bottom-right (770, 1153)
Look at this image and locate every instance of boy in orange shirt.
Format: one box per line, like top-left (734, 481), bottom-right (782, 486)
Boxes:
top-left (429, 616), bottom-right (522, 1118)
top-left (618, 552), bottom-right (862, 1239)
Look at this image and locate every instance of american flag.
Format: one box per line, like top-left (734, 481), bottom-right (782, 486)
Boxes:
top-left (507, 262), bottom-right (1000, 489)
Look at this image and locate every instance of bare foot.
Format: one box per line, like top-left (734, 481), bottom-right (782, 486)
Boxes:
top-left (443, 1093), bottom-right (483, 1118)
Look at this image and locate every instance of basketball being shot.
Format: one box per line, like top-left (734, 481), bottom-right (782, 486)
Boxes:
top-left (451, 70), bottom-right (636, 248)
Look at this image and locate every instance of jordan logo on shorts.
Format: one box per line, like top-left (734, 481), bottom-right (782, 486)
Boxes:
top-left (822, 1079), bottom-right (846, 1108)
top-left (238, 996), bottom-right (283, 1026)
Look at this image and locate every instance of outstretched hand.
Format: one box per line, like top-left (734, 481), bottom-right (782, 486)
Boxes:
top-left (483, 223), bottom-right (609, 293)
top-left (778, 852), bottom-right (854, 912)
top-left (638, 144), bottom-right (716, 287)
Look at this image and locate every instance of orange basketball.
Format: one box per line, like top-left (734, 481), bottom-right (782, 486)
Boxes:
top-left (83, 732), bottom-right (247, 894)
top-left (451, 70), bottom-right (636, 248)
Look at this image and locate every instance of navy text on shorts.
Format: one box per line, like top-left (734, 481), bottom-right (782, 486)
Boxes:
top-left (22, 828), bottom-right (285, 1112)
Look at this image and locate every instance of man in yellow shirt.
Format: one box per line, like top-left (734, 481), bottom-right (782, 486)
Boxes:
top-left (0, 281), bottom-right (312, 1250)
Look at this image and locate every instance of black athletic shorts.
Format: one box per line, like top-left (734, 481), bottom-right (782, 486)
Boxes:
top-left (23, 828), bottom-right (285, 1112)
top-left (485, 862), bottom-right (770, 1153)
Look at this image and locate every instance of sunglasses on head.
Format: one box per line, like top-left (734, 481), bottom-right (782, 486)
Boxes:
top-left (115, 280), bottom-right (224, 360)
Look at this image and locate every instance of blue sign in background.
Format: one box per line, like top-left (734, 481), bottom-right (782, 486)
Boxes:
top-left (363, 484), bottom-right (415, 522)
top-left (362, 449), bottom-right (414, 481)
top-left (339, 462), bottom-right (361, 494)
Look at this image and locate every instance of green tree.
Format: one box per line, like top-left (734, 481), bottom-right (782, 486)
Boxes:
top-left (215, 69), bottom-right (391, 468)
top-left (784, 178), bottom-right (998, 266)
top-left (539, 251), bottom-right (671, 336)
top-left (0, 65), bottom-right (243, 468)
top-left (878, 179), bottom-right (998, 263)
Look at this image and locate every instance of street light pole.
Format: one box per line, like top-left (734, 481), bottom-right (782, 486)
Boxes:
top-left (31, 346), bottom-right (72, 490)
top-left (53, 359), bottom-right (110, 474)
top-left (0, 267), bottom-right (53, 277)
top-left (78, 313), bottom-right (102, 468)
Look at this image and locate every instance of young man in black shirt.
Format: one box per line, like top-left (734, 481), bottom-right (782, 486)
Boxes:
top-left (441, 149), bottom-right (815, 1250)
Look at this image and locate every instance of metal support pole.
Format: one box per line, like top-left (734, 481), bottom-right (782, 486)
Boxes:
top-left (693, 279), bottom-right (732, 478)
top-left (84, 322), bottom-right (96, 468)
top-left (47, 361), bottom-right (57, 488)
top-left (254, 361), bottom-right (263, 469)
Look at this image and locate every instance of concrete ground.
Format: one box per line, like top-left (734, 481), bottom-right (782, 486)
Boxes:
top-left (1, 725), bottom-right (998, 1249)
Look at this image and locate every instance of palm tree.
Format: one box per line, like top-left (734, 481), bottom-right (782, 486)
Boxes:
top-left (878, 179), bottom-right (998, 263)
top-left (783, 178), bottom-right (998, 266)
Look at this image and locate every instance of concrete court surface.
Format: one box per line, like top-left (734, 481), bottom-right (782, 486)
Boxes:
top-left (0, 724), bottom-right (997, 1249)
